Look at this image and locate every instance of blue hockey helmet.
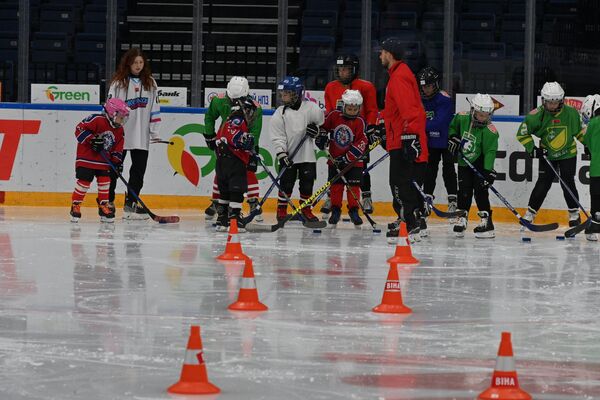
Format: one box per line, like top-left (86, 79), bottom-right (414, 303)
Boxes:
top-left (277, 76), bottom-right (304, 106)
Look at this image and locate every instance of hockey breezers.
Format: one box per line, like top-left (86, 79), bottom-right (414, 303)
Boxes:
top-left (242, 134), bottom-right (310, 225)
top-left (253, 151), bottom-right (326, 229)
top-left (411, 181), bottom-right (467, 219)
top-left (246, 138), bottom-right (383, 233)
top-left (325, 152), bottom-right (379, 231)
top-left (541, 154), bottom-right (591, 237)
top-left (459, 152), bottom-right (557, 232)
top-left (100, 151), bottom-right (180, 224)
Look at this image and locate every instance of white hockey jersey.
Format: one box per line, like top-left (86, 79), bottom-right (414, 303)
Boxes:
top-left (270, 101), bottom-right (325, 163)
top-left (108, 77), bottom-right (161, 151)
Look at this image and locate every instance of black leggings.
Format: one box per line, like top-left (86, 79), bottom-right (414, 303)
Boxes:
top-left (279, 162), bottom-right (316, 197)
top-left (108, 149), bottom-right (149, 204)
top-left (528, 157), bottom-right (579, 212)
top-left (457, 157), bottom-right (490, 213)
top-left (591, 176), bottom-right (600, 217)
top-left (389, 149), bottom-right (419, 229)
top-left (424, 147), bottom-right (457, 197)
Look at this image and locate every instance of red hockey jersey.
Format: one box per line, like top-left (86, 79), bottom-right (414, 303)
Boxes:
top-left (324, 78), bottom-right (379, 125)
top-left (321, 110), bottom-right (368, 167)
top-left (74, 114), bottom-right (124, 170)
top-left (216, 114), bottom-right (252, 164)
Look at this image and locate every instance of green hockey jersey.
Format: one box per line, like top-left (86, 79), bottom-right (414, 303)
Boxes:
top-left (516, 105), bottom-right (583, 161)
top-left (583, 116), bottom-right (600, 177)
top-left (204, 94), bottom-right (263, 140)
top-left (448, 112), bottom-right (499, 171)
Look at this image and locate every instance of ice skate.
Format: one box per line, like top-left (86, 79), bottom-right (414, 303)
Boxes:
top-left (205, 199), bottom-right (218, 221)
top-left (361, 191), bottom-right (373, 214)
top-left (247, 197), bottom-right (263, 222)
top-left (215, 203), bottom-right (229, 232)
top-left (328, 206), bottom-right (341, 226)
top-left (568, 208), bottom-right (581, 227)
top-left (419, 217), bottom-right (428, 237)
top-left (348, 207), bottom-right (363, 227)
top-left (320, 194), bottom-right (331, 216)
top-left (448, 195), bottom-right (458, 223)
top-left (473, 210), bottom-right (495, 238)
top-left (585, 212), bottom-right (600, 242)
top-left (70, 202), bottom-right (82, 223)
top-left (520, 207), bottom-right (536, 232)
top-left (123, 201), bottom-right (150, 220)
top-left (229, 208), bottom-right (246, 233)
top-left (98, 200), bottom-right (115, 223)
top-left (453, 214), bottom-right (467, 238)
top-left (301, 206), bottom-right (319, 223)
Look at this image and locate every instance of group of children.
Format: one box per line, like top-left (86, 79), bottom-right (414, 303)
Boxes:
top-left (69, 62), bottom-right (600, 242)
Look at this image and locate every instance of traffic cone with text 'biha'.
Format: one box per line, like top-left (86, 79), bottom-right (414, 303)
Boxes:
top-left (217, 218), bottom-right (247, 261)
top-left (372, 262), bottom-right (412, 314)
top-left (387, 222), bottom-right (419, 265)
top-left (478, 332), bottom-right (532, 400)
top-left (167, 325), bottom-right (220, 395)
top-left (228, 257), bottom-right (268, 311)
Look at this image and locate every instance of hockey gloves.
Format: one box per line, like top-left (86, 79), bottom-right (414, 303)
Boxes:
top-left (333, 154), bottom-right (349, 170)
top-left (248, 154), bottom-right (258, 172)
top-left (238, 133), bottom-right (255, 151)
top-left (306, 123), bottom-right (320, 139)
top-left (481, 169), bottom-right (497, 188)
top-left (401, 134), bottom-right (421, 161)
top-left (529, 146), bottom-right (548, 159)
top-left (205, 135), bottom-right (216, 151)
top-left (366, 124), bottom-right (386, 146)
top-left (90, 136), bottom-right (105, 152)
top-left (447, 136), bottom-right (462, 156)
top-left (277, 152), bottom-right (293, 169)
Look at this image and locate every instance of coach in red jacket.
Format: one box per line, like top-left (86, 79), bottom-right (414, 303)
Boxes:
top-left (379, 37), bottom-right (428, 240)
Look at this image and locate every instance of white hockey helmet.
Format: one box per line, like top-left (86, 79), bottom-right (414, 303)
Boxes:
top-left (470, 93), bottom-right (495, 127)
top-left (581, 94), bottom-right (600, 126)
top-left (226, 76), bottom-right (250, 99)
top-left (341, 89), bottom-right (363, 118)
top-left (540, 81), bottom-right (565, 102)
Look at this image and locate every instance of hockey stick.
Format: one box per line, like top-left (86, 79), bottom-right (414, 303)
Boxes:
top-left (459, 153), bottom-right (557, 232)
top-left (541, 154), bottom-right (591, 237)
top-left (363, 151), bottom-right (389, 175)
top-left (253, 151), bottom-right (326, 229)
top-left (100, 151), bottom-right (180, 224)
top-left (152, 140), bottom-right (175, 145)
top-left (411, 181), bottom-right (466, 219)
top-left (325, 152), bottom-right (380, 232)
top-left (246, 138), bottom-right (383, 233)
top-left (241, 134), bottom-right (311, 225)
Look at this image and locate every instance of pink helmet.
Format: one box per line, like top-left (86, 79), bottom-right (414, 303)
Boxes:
top-left (103, 97), bottom-right (130, 127)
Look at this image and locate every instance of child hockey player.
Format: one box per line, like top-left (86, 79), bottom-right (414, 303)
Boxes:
top-left (447, 93), bottom-right (499, 238)
top-left (516, 82), bottom-right (584, 227)
top-left (581, 94), bottom-right (600, 241)
top-left (318, 89), bottom-right (368, 227)
top-left (204, 76), bottom-right (264, 221)
top-left (70, 98), bottom-right (129, 223)
top-left (271, 76), bottom-right (325, 223)
top-left (214, 96), bottom-right (258, 232)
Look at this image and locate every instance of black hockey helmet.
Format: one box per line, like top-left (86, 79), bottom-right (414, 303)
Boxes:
top-left (335, 54), bottom-right (360, 84)
top-left (380, 37), bottom-right (404, 60)
top-left (416, 66), bottom-right (441, 98)
top-left (232, 95), bottom-right (258, 124)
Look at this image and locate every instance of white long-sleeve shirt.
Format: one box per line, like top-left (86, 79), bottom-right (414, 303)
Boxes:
top-left (108, 77), bottom-right (161, 151)
top-left (270, 101), bottom-right (324, 163)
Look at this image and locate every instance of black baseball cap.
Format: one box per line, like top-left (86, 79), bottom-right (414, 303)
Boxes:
top-left (379, 37), bottom-right (404, 60)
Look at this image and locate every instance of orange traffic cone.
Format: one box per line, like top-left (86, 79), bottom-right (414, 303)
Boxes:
top-left (228, 257), bottom-right (268, 311)
top-left (167, 325), bottom-right (220, 395)
top-left (372, 262), bottom-right (412, 314)
top-left (217, 218), bottom-right (247, 261)
top-left (478, 332), bottom-right (532, 400)
top-left (387, 222), bottom-right (419, 265)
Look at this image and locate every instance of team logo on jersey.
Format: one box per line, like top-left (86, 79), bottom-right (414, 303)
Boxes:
top-left (546, 126), bottom-right (567, 151)
top-left (126, 97), bottom-right (149, 110)
top-left (332, 125), bottom-right (354, 147)
top-left (99, 131), bottom-right (116, 151)
top-left (461, 130), bottom-right (477, 156)
top-left (426, 110), bottom-right (435, 120)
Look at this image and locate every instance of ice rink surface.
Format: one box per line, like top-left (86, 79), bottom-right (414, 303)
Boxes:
top-left (0, 206), bottom-right (599, 400)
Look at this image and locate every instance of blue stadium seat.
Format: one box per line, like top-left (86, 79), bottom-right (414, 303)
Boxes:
top-left (304, 0), bottom-right (338, 11)
top-left (386, 0), bottom-right (422, 13)
top-left (380, 12), bottom-right (418, 41)
top-left (0, 4), bottom-right (18, 33)
top-left (422, 12), bottom-right (444, 41)
top-left (0, 31), bottom-right (18, 62)
top-left (299, 35), bottom-right (335, 70)
top-left (74, 33), bottom-right (105, 64)
top-left (341, 11), bottom-right (379, 46)
top-left (542, 14), bottom-right (577, 46)
top-left (500, 14), bottom-right (525, 44)
top-left (40, 4), bottom-right (81, 34)
top-left (83, 5), bottom-right (106, 34)
top-left (424, 41), bottom-right (463, 71)
top-left (466, 42), bottom-right (505, 61)
top-left (301, 10), bottom-right (338, 38)
top-left (459, 13), bottom-right (495, 43)
top-left (463, 0), bottom-right (506, 14)
top-left (31, 32), bottom-right (70, 64)
top-left (462, 42), bottom-right (506, 92)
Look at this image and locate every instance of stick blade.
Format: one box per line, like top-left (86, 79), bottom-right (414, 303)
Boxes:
top-left (246, 222), bottom-right (280, 233)
top-left (151, 214), bottom-right (180, 224)
top-left (565, 218), bottom-right (591, 238)
top-left (519, 219), bottom-right (558, 232)
top-left (302, 220), bottom-right (327, 229)
top-left (432, 208), bottom-right (466, 219)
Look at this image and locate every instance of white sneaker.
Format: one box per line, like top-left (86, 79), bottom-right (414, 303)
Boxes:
top-left (586, 233), bottom-right (598, 242)
top-left (520, 207), bottom-right (536, 232)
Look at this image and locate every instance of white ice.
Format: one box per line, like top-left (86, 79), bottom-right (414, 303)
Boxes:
top-left (0, 206), bottom-right (599, 400)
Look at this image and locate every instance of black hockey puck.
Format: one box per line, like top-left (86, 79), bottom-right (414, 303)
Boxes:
top-left (313, 229), bottom-right (322, 234)
top-left (373, 228), bottom-right (382, 234)
top-left (343, 218), bottom-right (350, 222)
top-left (521, 237), bottom-right (531, 242)
top-left (556, 235), bottom-right (565, 240)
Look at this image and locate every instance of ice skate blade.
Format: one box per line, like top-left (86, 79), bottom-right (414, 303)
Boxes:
top-left (475, 231), bottom-right (495, 239)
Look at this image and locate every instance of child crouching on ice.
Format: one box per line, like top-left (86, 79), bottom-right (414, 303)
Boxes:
top-left (70, 98), bottom-right (129, 222)
top-left (317, 89), bottom-right (368, 226)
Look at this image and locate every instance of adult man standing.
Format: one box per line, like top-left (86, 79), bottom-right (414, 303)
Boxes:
top-left (379, 37), bottom-right (428, 241)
